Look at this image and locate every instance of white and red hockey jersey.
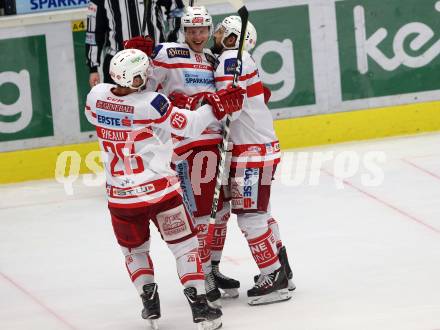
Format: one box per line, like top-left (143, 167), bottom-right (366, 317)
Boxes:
top-left (85, 83), bottom-right (218, 208)
top-left (146, 42), bottom-right (221, 154)
top-left (214, 50), bottom-right (280, 168)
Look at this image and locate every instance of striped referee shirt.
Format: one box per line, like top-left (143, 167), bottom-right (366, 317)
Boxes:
top-left (86, 0), bottom-right (183, 73)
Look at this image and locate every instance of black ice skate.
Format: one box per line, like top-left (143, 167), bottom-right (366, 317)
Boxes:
top-left (278, 246), bottom-right (296, 291)
top-left (254, 246), bottom-right (296, 291)
top-left (247, 267), bottom-right (291, 306)
top-left (205, 271), bottom-right (222, 308)
top-left (141, 283), bottom-right (160, 330)
top-left (211, 261), bottom-right (240, 298)
top-left (184, 287), bottom-right (223, 330)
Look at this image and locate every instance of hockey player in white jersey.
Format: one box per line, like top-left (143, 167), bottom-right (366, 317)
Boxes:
top-left (210, 16), bottom-right (295, 305)
top-left (143, 6), bottom-right (240, 305)
top-left (85, 48), bottom-right (244, 329)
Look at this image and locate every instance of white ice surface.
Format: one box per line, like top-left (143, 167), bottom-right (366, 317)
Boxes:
top-left (1, 133), bottom-right (440, 330)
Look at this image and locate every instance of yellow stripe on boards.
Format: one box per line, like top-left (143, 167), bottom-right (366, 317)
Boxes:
top-left (0, 142), bottom-right (101, 184)
top-left (274, 101), bottom-right (440, 149)
top-left (1, 101), bottom-right (440, 184)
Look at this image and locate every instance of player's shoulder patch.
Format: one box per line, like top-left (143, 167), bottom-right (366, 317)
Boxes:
top-left (224, 58), bottom-right (241, 75)
top-left (150, 94), bottom-right (169, 116)
top-left (151, 44), bottom-right (164, 59)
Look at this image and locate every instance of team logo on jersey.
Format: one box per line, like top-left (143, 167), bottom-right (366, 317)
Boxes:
top-left (151, 44), bottom-right (163, 59)
top-left (183, 70), bottom-right (214, 87)
top-left (224, 58), bottom-right (242, 75)
top-left (170, 112), bottom-right (188, 130)
top-left (195, 53), bottom-right (203, 63)
top-left (167, 47), bottom-right (190, 59)
top-left (150, 94), bottom-right (169, 116)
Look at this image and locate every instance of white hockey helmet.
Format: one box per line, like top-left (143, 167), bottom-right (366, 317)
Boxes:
top-left (109, 49), bottom-right (150, 89)
top-left (217, 15), bottom-right (257, 51)
top-left (244, 21), bottom-right (257, 52)
top-left (182, 6), bottom-right (213, 31)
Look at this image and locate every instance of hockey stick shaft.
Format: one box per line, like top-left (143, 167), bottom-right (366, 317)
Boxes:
top-left (142, 0), bottom-right (149, 35)
top-left (205, 5), bottom-right (249, 250)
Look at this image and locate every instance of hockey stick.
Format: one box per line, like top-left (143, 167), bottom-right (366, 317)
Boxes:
top-left (142, 0), bottom-right (149, 35)
top-left (205, 4), bottom-right (249, 250)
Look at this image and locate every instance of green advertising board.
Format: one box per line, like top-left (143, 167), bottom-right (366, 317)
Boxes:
top-left (72, 19), bottom-right (95, 132)
top-left (214, 4), bottom-right (316, 109)
top-left (336, 0), bottom-right (440, 100)
top-left (0, 35), bottom-right (53, 142)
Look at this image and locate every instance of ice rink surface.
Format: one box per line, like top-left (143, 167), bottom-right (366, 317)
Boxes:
top-left (1, 133), bottom-right (440, 330)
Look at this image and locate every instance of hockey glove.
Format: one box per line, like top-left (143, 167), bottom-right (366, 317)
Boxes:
top-left (123, 35), bottom-right (155, 57)
top-left (168, 92), bottom-right (207, 110)
top-left (206, 86), bottom-right (246, 120)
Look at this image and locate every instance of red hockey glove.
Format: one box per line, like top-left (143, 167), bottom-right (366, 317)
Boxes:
top-left (123, 35), bottom-right (155, 57)
top-left (206, 86), bottom-right (246, 120)
top-left (168, 92), bottom-right (206, 110)
top-left (263, 84), bottom-right (272, 104)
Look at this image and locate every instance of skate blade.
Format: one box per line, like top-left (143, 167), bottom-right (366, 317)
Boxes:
top-left (147, 319), bottom-right (159, 330)
top-left (196, 318), bottom-right (222, 330)
top-left (207, 299), bottom-right (222, 309)
top-left (248, 288), bottom-right (292, 306)
top-left (288, 280), bottom-right (296, 292)
top-left (220, 288), bottom-right (239, 299)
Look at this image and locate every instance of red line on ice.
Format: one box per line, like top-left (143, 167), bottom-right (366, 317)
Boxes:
top-left (401, 158), bottom-right (440, 181)
top-left (0, 272), bottom-right (77, 330)
top-left (223, 255), bottom-right (243, 265)
top-left (321, 169), bottom-right (440, 235)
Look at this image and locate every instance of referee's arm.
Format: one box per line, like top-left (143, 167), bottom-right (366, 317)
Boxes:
top-left (85, 0), bottom-right (108, 87)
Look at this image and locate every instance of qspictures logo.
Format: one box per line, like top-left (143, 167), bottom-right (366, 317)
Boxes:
top-left (0, 35), bottom-right (53, 142)
top-left (336, 0), bottom-right (440, 100)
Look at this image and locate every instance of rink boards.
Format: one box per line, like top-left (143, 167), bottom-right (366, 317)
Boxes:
top-left (1, 100), bottom-right (440, 184)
